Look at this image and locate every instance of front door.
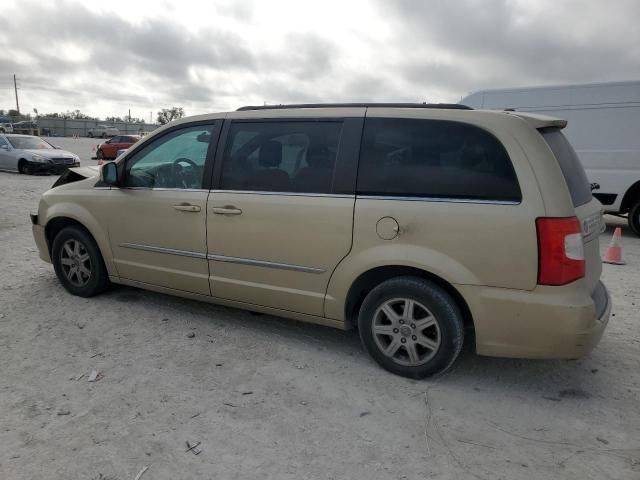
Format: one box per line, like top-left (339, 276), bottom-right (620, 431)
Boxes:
top-left (107, 122), bottom-right (220, 295)
top-left (206, 118), bottom-right (359, 316)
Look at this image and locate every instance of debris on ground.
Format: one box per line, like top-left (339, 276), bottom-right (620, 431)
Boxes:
top-left (223, 402), bottom-right (239, 408)
top-left (185, 441), bottom-right (202, 455)
top-left (134, 465), bottom-right (149, 480)
top-left (57, 410), bottom-right (71, 415)
top-left (186, 332), bottom-right (195, 338)
top-left (242, 391), bottom-right (253, 395)
top-left (88, 370), bottom-right (104, 382)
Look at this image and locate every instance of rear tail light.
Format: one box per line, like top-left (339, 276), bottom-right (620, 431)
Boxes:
top-left (536, 217), bottom-right (585, 285)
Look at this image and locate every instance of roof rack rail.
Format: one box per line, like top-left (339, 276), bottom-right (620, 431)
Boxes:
top-left (236, 103), bottom-right (472, 111)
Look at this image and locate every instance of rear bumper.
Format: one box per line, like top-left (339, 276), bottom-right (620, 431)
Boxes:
top-left (458, 281), bottom-right (611, 359)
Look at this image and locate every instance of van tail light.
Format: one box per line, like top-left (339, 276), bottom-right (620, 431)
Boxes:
top-left (536, 217), bottom-right (585, 286)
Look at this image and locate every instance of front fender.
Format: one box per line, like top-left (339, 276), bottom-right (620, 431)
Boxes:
top-left (41, 200), bottom-right (117, 277)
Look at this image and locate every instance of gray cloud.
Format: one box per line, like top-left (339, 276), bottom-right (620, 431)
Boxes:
top-left (1, 0), bottom-right (639, 118)
top-left (380, 0), bottom-right (640, 94)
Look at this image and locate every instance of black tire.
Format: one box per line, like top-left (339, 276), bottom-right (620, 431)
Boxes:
top-left (358, 276), bottom-right (464, 379)
top-left (96, 149), bottom-right (104, 160)
top-left (88, 132), bottom-right (94, 138)
top-left (51, 226), bottom-right (110, 297)
top-left (629, 200), bottom-right (640, 236)
top-left (18, 159), bottom-right (30, 175)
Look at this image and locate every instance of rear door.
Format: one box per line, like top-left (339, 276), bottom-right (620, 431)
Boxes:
top-left (206, 114), bottom-right (363, 316)
top-left (541, 128), bottom-right (603, 292)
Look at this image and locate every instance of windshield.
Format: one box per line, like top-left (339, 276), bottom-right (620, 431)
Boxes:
top-left (7, 136), bottom-right (54, 150)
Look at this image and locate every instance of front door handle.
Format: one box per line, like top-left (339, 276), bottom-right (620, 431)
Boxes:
top-left (212, 206), bottom-right (242, 215)
top-left (173, 203), bottom-right (201, 212)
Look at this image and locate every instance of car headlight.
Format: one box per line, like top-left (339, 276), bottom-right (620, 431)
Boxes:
top-left (31, 154), bottom-right (50, 163)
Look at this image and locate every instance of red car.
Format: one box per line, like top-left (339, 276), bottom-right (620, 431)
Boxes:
top-left (96, 135), bottom-right (140, 160)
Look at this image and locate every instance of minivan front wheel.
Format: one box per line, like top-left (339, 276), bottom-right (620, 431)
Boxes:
top-left (358, 277), bottom-right (464, 379)
top-left (51, 226), bottom-right (110, 297)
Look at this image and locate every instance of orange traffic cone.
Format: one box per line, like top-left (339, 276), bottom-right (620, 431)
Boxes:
top-left (603, 227), bottom-right (625, 265)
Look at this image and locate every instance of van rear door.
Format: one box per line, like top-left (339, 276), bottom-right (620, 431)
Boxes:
top-left (541, 128), bottom-right (604, 294)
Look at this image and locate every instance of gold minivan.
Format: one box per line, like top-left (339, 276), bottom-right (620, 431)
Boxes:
top-left (31, 104), bottom-right (611, 378)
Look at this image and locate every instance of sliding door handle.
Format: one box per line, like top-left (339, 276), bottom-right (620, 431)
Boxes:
top-left (173, 204), bottom-right (201, 212)
top-left (212, 206), bottom-right (242, 215)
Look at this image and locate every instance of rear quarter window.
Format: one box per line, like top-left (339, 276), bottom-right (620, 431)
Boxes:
top-left (357, 118), bottom-right (521, 202)
top-left (540, 128), bottom-right (592, 207)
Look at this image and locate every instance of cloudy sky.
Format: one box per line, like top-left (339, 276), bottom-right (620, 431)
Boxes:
top-left (1, 0), bottom-right (639, 120)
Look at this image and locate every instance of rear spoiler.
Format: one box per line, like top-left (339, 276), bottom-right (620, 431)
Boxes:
top-left (502, 111), bottom-right (568, 129)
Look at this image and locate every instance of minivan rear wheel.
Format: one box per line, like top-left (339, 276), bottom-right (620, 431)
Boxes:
top-left (629, 200), bottom-right (640, 236)
top-left (358, 277), bottom-right (464, 379)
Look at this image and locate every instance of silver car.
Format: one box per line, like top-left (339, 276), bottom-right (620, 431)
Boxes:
top-left (0, 134), bottom-right (80, 174)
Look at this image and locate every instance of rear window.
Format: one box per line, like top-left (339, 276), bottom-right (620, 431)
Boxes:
top-left (357, 118), bottom-right (521, 201)
top-left (541, 128), bottom-right (592, 207)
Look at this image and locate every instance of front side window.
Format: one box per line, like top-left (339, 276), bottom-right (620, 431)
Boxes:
top-left (357, 118), bottom-right (521, 202)
top-left (220, 121), bottom-right (343, 194)
top-left (124, 124), bottom-right (215, 189)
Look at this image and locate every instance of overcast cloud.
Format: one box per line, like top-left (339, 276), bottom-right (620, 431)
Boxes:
top-left (1, 0), bottom-right (639, 119)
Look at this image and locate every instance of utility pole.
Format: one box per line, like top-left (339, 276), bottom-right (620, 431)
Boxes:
top-left (128, 108), bottom-right (131, 122)
top-left (13, 74), bottom-right (20, 114)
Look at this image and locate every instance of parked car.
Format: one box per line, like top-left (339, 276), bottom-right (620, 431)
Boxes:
top-left (31, 103), bottom-right (610, 378)
top-left (12, 121), bottom-right (38, 132)
top-left (0, 123), bottom-right (13, 133)
top-left (88, 125), bottom-right (119, 138)
top-left (0, 133), bottom-right (80, 174)
top-left (96, 135), bottom-right (140, 160)
top-left (461, 80), bottom-right (640, 235)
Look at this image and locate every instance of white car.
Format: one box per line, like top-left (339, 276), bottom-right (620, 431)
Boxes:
top-left (87, 125), bottom-right (119, 138)
top-left (0, 133), bottom-right (80, 174)
top-left (0, 123), bottom-right (13, 133)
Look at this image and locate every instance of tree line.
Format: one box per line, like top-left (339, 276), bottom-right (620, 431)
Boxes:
top-left (0, 106), bottom-right (186, 125)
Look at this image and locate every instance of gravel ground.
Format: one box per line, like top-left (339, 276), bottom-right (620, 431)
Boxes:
top-left (1, 138), bottom-right (639, 479)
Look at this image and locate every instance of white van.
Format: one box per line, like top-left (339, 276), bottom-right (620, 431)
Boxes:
top-left (461, 80), bottom-right (640, 235)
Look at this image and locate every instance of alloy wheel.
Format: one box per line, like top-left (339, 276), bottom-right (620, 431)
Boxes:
top-left (60, 239), bottom-right (92, 287)
top-left (372, 298), bottom-right (441, 366)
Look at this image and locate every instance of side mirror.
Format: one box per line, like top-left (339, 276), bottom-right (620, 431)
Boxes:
top-left (0, 144), bottom-right (8, 150)
top-left (101, 162), bottom-right (119, 186)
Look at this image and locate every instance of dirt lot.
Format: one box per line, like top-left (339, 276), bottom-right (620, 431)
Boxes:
top-left (1, 138), bottom-right (639, 479)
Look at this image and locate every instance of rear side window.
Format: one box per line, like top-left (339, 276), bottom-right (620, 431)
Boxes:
top-left (220, 121), bottom-right (343, 194)
top-left (357, 118), bottom-right (521, 201)
top-left (540, 128), bottom-right (592, 207)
